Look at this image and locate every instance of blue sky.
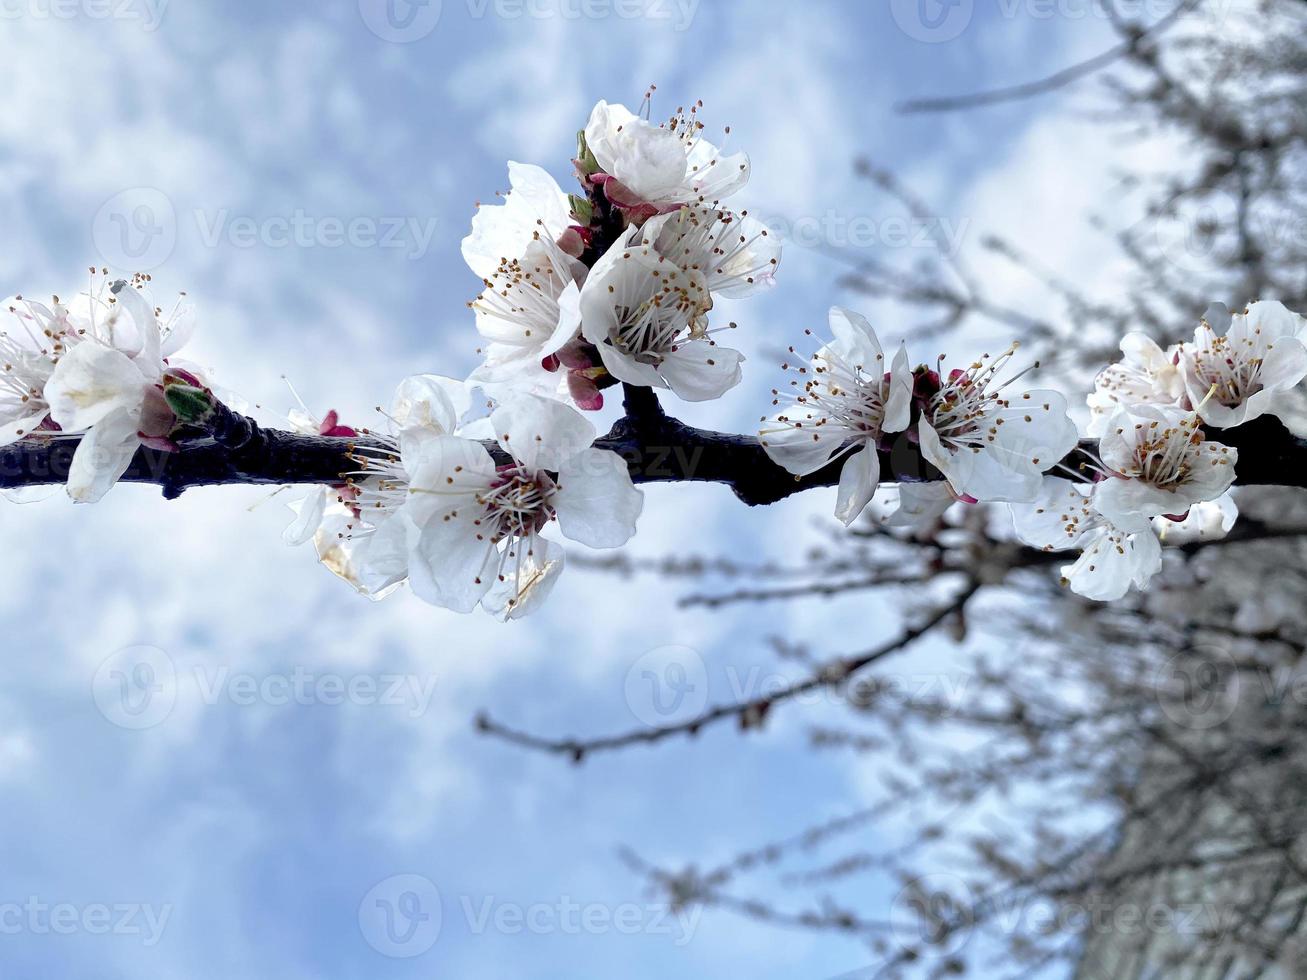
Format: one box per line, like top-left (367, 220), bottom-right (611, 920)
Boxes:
top-left (0, 0), bottom-right (1175, 976)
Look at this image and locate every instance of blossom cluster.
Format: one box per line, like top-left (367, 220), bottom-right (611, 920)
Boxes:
top-left (756, 300), bottom-right (1305, 600)
top-left (1012, 301), bottom-right (1305, 599)
top-left (2, 270), bottom-right (200, 503)
top-left (289, 97), bottom-right (781, 617)
top-left (3, 97), bottom-right (1305, 615)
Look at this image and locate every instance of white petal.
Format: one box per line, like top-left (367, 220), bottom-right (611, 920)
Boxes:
top-left (1091, 477), bottom-right (1178, 533)
top-left (45, 342), bottom-right (146, 431)
top-left (461, 162), bottom-right (572, 280)
top-left (390, 374), bottom-right (469, 434)
top-left (834, 447), bottom-right (880, 526)
top-left (284, 488), bottom-right (328, 546)
top-left (827, 307), bottom-right (884, 368)
top-left (111, 281), bottom-right (162, 370)
top-left (481, 538), bottom-right (565, 620)
top-left (1008, 477), bottom-right (1096, 551)
top-left (759, 413), bottom-right (847, 477)
top-left (916, 418), bottom-right (953, 488)
top-left (407, 509), bottom-right (496, 613)
top-left (886, 482), bottom-right (956, 530)
top-left (1155, 492), bottom-right (1238, 544)
top-left (592, 340), bottom-right (666, 389)
top-left (883, 345), bottom-right (913, 433)
top-left (490, 393), bottom-right (596, 472)
top-left (1257, 335), bottom-right (1307, 392)
top-left (403, 435), bottom-right (497, 523)
top-left (659, 343), bottom-right (744, 402)
top-left (584, 101), bottom-right (686, 202)
top-left (553, 448), bottom-right (643, 548)
top-left (0, 408), bottom-right (51, 447)
top-left (159, 301), bottom-right (198, 358)
top-left (66, 409), bottom-right (141, 503)
top-left (1063, 526), bottom-right (1162, 601)
top-left (1245, 300), bottom-right (1306, 340)
top-left (353, 511), bottom-right (417, 596)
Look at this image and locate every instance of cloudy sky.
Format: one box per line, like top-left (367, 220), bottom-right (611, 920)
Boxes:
top-left (0, 0), bottom-right (1211, 976)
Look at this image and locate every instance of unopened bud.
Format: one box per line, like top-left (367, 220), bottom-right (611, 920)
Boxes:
top-left (568, 194), bottom-right (594, 225)
top-left (574, 130), bottom-right (600, 177)
top-left (164, 383), bottom-right (215, 424)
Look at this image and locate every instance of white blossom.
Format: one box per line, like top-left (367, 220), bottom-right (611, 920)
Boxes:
top-left (1092, 403), bottom-right (1237, 529)
top-left (289, 375), bottom-right (474, 602)
top-left (1087, 332), bottom-right (1186, 437)
top-left (578, 227), bottom-right (742, 402)
top-left (760, 307), bottom-right (911, 525)
top-left (638, 206), bottom-right (781, 300)
top-left (401, 393), bottom-right (643, 618)
top-left (461, 162), bottom-right (578, 281)
top-left (461, 163), bottom-right (590, 401)
top-left (918, 346), bottom-right (1079, 504)
top-left (1010, 477), bottom-right (1163, 601)
top-left (583, 99), bottom-right (749, 217)
top-left (1, 295), bottom-right (67, 444)
top-left (467, 234), bottom-right (586, 392)
top-left (41, 274), bottom-right (199, 503)
top-left (1181, 300), bottom-right (1307, 428)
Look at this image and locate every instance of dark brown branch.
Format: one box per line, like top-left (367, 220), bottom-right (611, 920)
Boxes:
top-left (4, 406), bottom-right (1307, 504)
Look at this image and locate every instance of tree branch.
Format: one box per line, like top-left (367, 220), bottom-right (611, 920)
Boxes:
top-left (4, 406), bottom-right (1306, 503)
top-left (474, 579), bottom-right (982, 762)
top-left (895, 0), bottom-right (1202, 114)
